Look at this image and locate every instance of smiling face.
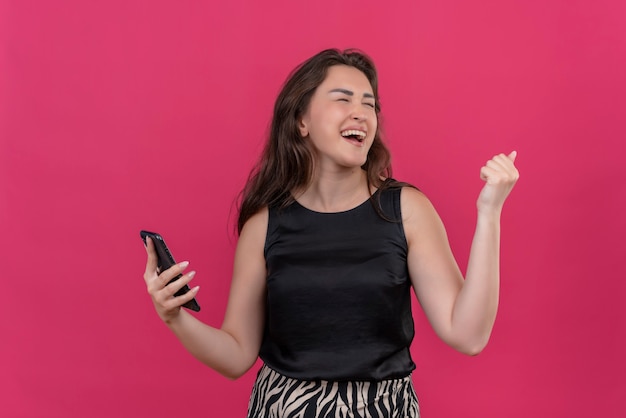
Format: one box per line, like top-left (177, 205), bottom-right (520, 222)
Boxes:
top-left (298, 65), bottom-right (378, 171)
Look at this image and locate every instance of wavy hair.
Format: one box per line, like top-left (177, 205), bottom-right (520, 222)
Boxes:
top-left (237, 48), bottom-right (401, 234)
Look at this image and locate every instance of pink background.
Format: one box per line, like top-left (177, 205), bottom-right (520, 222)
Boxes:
top-left (2, 0), bottom-right (625, 416)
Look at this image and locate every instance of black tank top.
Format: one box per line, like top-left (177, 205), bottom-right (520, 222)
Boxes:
top-left (260, 184), bottom-right (416, 381)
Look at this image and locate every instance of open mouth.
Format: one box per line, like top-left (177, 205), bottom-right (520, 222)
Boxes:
top-left (340, 129), bottom-right (367, 143)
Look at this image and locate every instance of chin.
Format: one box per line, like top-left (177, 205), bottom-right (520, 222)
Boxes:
top-left (341, 158), bottom-right (368, 169)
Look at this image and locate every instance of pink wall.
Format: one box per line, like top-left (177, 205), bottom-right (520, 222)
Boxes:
top-left (2, 1), bottom-right (624, 416)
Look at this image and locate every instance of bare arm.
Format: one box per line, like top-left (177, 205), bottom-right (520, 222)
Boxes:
top-left (143, 208), bottom-right (268, 379)
top-left (404, 152), bottom-right (519, 355)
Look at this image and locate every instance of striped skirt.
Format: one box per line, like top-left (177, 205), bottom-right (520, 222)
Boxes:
top-left (246, 364), bottom-right (420, 418)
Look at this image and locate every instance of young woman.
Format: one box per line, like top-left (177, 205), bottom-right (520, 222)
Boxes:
top-left (143, 49), bottom-right (519, 417)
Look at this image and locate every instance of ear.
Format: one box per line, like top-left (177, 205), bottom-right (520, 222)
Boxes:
top-left (298, 118), bottom-right (308, 137)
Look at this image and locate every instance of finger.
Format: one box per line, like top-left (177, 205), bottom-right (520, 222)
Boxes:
top-left (174, 284), bottom-right (200, 305)
top-left (481, 160), bottom-right (519, 185)
top-left (480, 165), bottom-right (497, 182)
top-left (158, 261), bottom-right (190, 288)
top-left (484, 158), bottom-right (511, 179)
top-left (163, 270), bottom-right (196, 298)
top-left (150, 269), bottom-right (195, 304)
top-left (488, 153), bottom-right (517, 173)
top-left (143, 237), bottom-right (159, 281)
top-left (486, 158), bottom-right (505, 171)
top-left (493, 153), bottom-right (520, 180)
top-left (179, 285), bottom-right (200, 305)
top-left (164, 285), bottom-right (200, 311)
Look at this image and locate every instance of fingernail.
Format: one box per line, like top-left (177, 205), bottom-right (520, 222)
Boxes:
top-left (188, 271), bottom-right (196, 278)
top-left (180, 261), bottom-right (189, 268)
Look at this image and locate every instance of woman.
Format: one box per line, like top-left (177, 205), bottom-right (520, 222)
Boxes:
top-left (143, 49), bottom-right (519, 417)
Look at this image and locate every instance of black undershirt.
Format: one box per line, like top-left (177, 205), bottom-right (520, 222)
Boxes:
top-left (260, 183), bottom-right (416, 381)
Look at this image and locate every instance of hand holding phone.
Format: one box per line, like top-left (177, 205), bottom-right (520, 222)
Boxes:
top-left (141, 230), bottom-right (201, 312)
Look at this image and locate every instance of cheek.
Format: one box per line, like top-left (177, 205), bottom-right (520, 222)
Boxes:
top-left (309, 108), bottom-right (342, 135)
top-left (369, 118), bottom-right (379, 138)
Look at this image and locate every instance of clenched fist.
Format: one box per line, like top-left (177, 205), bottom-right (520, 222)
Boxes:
top-left (477, 151), bottom-right (520, 215)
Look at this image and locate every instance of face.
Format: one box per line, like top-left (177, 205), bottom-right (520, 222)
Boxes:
top-left (298, 65), bottom-right (378, 171)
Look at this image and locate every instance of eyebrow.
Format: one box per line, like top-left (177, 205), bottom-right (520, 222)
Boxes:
top-left (328, 88), bottom-right (375, 99)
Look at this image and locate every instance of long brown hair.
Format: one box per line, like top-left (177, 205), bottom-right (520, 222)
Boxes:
top-left (237, 48), bottom-right (399, 234)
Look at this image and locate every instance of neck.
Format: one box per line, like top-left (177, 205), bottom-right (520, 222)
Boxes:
top-left (294, 168), bottom-right (371, 213)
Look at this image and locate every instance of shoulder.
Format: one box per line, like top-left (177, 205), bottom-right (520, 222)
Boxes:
top-left (376, 178), bottom-right (434, 219)
top-left (380, 179), bottom-right (433, 219)
top-left (400, 186), bottom-right (433, 216)
top-left (239, 206), bottom-right (269, 245)
top-left (399, 186), bottom-right (444, 243)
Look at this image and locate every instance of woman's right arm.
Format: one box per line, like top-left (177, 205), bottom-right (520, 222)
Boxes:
top-left (143, 208), bottom-right (268, 379)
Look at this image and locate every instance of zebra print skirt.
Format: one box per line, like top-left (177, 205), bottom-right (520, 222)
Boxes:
top-left (246, 364), bottom-right (420, 418)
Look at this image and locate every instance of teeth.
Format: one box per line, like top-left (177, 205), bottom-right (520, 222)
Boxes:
top-left (340, 130), bottom-right (367, 140)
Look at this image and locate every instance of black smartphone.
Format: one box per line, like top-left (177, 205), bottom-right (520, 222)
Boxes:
top-left (140, 230), bottom-right (201, 312)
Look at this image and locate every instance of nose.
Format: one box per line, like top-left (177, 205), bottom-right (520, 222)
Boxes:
top-left (350, 105), bottom-right (367, 121)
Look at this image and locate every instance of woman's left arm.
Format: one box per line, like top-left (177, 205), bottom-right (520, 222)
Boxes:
top-left (404, 152), bottom-right (519, 355)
